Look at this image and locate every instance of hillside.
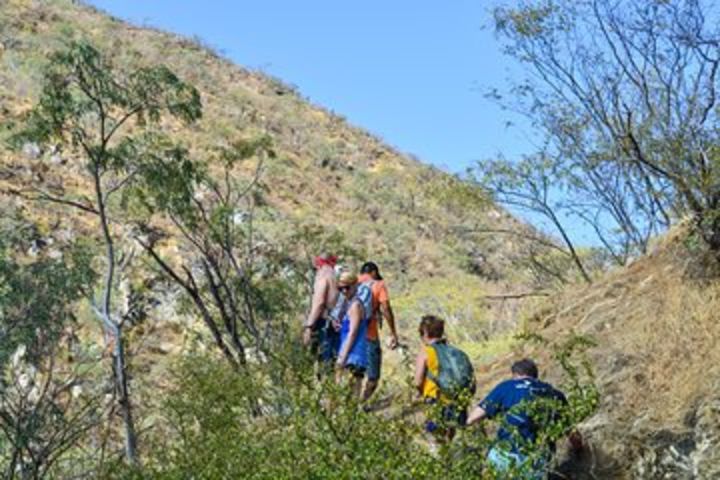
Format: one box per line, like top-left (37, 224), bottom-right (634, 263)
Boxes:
top-left (0, 2), bottom-right (566, 473)
top-left (3, 2), bottom-right (719, 480)
top-left (0, 0), bottom-right (575, 407)
top-left (0, 0), bottom-right (546, 322)
top-left (473, 227), bottom-right (720, 479)
top-left (3, 1), bottom-right (686, 478)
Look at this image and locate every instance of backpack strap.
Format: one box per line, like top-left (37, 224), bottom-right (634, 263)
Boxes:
top-left (348, 293), bottom-right (367, 323)
top-left (424, 342), bottom-right (445, 386)
top-left (362, 279), bottom-right (383, 327)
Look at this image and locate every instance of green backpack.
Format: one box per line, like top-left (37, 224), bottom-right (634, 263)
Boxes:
top-left (426, 342), bottom-right (476, 400)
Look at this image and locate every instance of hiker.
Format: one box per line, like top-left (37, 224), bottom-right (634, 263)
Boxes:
top-left (466, 358), bottom-right (583, 479)
top-left (358, 261), bottom-right (399, 402)
top-left (303, 253), bottom-right (340, 365)
top-left (335, 272), bottom-right (371, 397)
top-left (414, 315), bottom-right (475, 443)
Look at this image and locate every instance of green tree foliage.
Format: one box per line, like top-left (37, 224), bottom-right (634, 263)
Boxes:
top-left (0, 222), bottom-right (98, 478)
top-left (484, 0), bottom-right (720, 259)
top-left (132, 138), bottom-right (299, 369)
top-left (104, 331), bottom-right (599, 479)
top-left (132, 133), bottom-right (369, 371)
top-left (0, 240), bottom-right (93, 370)
top-left (10, 39), bottom-right (202, 464)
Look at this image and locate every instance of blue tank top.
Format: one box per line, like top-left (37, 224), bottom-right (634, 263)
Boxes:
top-left (339, 285), bottom-right (372, 368)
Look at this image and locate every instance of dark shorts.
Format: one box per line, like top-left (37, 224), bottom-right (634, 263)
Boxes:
top-left (310, 318), bottom-right (339, 364)
top-left (366, 338), bottom-right (382, 381)
top-left (423, 399), bottom-right (467, 434)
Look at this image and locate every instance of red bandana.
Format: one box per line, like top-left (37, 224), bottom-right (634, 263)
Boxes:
top-left (313, 255), bottom-right (338, 269)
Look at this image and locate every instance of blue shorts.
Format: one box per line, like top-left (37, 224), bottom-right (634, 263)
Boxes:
top-left (366, 339), bottom-right (382, 381)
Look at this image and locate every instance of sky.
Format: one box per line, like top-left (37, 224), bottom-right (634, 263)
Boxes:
top-left (87, 0), bottom-right (533, 174)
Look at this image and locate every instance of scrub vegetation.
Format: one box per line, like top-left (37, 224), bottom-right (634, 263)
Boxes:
top-left (1, 0), bottom-right (719, 478)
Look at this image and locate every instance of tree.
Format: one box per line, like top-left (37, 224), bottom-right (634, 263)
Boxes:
top-left (489, 0), bottom-right (720, 253)
top-left (132, 138), bottom-right (277, 370)
top-left (0, 226), bottom-right (100, 478)
top-left (475, 154), bottom-right (593, 283)
top-left (10, 40), bottom-right (201, 464)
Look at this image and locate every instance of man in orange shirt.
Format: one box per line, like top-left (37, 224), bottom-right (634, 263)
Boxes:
top-left (358, 261), bottom-right (399, 402)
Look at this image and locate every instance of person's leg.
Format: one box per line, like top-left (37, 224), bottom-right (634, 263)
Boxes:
top-left (439, 404), bottom-right (465, 443)
top-left (423, 399), bottom-right (454, 447)
top-left (350, 367), bottom-right (365, 398)
top-left (487, 447), bottom-right (513, 473)
top-left (423, 410), bottom-right (444, 454)
top-left (362, 339), bottom-right (382, 401)
top-left (318, 320), bottom-right (341, 378)
top-left (342, 365), bottom-right (365, 398)
top-left (310, 320), bottom-right (325, 380)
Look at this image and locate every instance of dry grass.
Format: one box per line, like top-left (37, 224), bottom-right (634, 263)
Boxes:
top-left (0, 0), bottom-right (538, 292)
top-left (485, 226), bottom-right (720, 476)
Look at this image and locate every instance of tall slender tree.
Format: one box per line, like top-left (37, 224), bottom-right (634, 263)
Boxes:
top-left (10, 40), bottom-right (201, 464)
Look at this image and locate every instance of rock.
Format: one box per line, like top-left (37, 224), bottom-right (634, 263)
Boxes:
top-left (27, 238), bottom-right (47, 257)
top-left (232, 210), bottom-right (249, 225)
top-left (630, 393), bottom-right (720, 478)
top-left (22, 142), bottom-right (41, 159)
top-left (154, 342), bottom-right (175, 355)
top-left (71, 385), bottom-right (83, 399)
top-left (55, 229), bottom-right (76, 243)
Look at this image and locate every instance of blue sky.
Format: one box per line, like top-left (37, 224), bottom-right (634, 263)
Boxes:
top-left (88, 0), bottom-right (533, 174)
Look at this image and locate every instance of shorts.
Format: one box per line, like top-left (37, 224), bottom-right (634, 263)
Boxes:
top-left (366, 339), bottom-right (382, 381)
top-left (423, 399), bottom-right (467, 434)
top-left (487, 447), bottom-right (548, 480)
top-left (309, 318), bottom-right (339, 363)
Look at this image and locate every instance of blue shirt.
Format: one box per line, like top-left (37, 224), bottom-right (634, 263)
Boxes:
top-left (479, 378), bottom-right (567, 453)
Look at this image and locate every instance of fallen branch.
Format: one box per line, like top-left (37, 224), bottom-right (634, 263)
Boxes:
top-left (481, 292), bottom-right (550, 300)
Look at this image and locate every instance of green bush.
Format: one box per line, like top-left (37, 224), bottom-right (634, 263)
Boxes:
top-left (109, 330), bottom-right (598, 479)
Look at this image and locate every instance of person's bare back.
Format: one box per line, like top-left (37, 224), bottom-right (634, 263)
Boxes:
top-left (303, 255), bottom-right (339, 346)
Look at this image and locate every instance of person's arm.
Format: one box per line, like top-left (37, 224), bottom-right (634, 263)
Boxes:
top-left (466, 405), bottom-right (488, 426)
top-left (303, 276), bottom-right (328, 345)
top-left (413, 348), bottom-right (428, 395)
top-left (377, 284), bottom-right (399, 349)
top-left (336, 302), bottom-right (361, 367)
top-left (380, 300), bottom-right (399, 349)
top-left (467, 383), bottom-right (504, 426)
top-left (306, 276), bottom-right (328, 328)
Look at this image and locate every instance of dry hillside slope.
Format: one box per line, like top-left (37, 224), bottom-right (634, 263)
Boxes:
top-left (3, 2), bottom-right (718, 478)
top-left (0, 0), bottom-right (560, 423)
top-left (0, 0), bottom-right (545, 311)
top-left (0, 0), bottom-right (564, 348)
top-left (482, 228), bottom-right (720, 479)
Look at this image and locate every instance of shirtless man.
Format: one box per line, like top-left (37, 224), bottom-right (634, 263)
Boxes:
top-left (303, 253), bottom-right (340, 364)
